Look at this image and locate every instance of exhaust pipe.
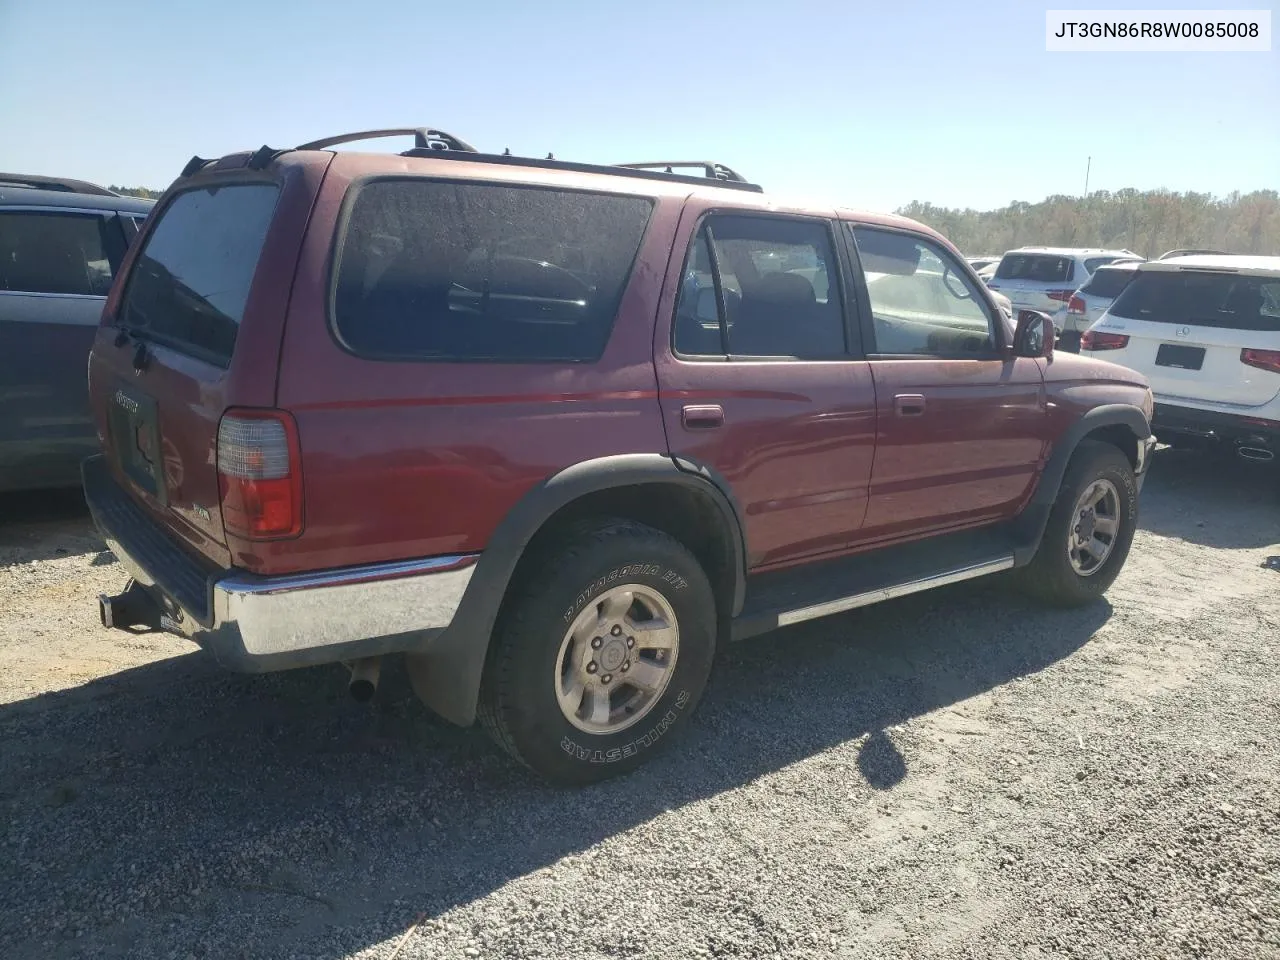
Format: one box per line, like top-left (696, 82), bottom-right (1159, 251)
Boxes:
top-left (1237, 446), bottom-right (1274, 463)
top-left (347, 657), bottom-right (382, 702)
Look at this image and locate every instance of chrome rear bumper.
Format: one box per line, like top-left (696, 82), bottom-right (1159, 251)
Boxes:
top-left (84, 455), bottom-right (478, 670)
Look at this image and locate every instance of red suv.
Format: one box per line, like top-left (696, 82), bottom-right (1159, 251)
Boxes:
top-left (85, 128), bottom-right (1156, 783)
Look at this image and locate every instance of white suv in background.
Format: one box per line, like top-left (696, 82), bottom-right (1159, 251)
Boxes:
top-left (988, 247), bottom-right (1142, 331)
top-left (1081, 255), bottom-right (1280, 463)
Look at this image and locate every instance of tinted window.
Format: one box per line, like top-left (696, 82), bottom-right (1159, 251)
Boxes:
top-left (0, 211), bottom-right (114, 295)
top-left (995, 254), bottom-right (1074, 283)
top-left (1084, 256), bottom-right (1130, 272)
top-left (1109, 271), bottom-right (1280, 332)
top-left (120, 184), bottom-right (278, 367)
top-left (673, 216), bottom-right (845, 358)
top-left (1081, 267), bottom-right (1137, 299)
top-left (333, 181), bottom-right (653, 362)
top-left (852, 227), bottom-right (993, 356)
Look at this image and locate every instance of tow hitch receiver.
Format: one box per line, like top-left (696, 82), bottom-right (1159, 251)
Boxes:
top-left (98, 580), bottom-right (165, 632)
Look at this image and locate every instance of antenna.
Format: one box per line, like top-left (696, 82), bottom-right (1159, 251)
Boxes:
top-left (1084, 156), bottom-right (1091, 197)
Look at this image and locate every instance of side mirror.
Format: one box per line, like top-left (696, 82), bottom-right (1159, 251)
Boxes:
top-left (1014, 310), bottom-right (1055, 358)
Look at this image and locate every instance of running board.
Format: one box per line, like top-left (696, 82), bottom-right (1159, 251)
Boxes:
top-left (732, 527), bottom-right (1018, 641)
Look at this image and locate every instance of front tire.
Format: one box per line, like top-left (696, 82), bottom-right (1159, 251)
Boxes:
top-left (478, 520), bottom-right (716, 784)
top-left (1018, 440), bottom-right (1138, 607)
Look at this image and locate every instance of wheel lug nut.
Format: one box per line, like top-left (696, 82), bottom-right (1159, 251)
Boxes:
top-left (611, 624), bottom-right (623, 636)
top-left (586, 662), bottom-right (598, 674)
top-left (620, 662), bottom-right (629, 672)
top-left (602, 674), bottom-right (612, 684)
top-left (626, 636), bottom-right (635, 648)
top-left (591, 637), bottom-right (603, 649)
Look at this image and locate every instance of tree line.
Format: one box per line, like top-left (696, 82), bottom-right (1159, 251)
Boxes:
top-left (103, 184), bottom-right (1279, 260)
top-left (108, 186), bottom-right (164, 199)
top-left (897, 189), bottom-right (1280, 259)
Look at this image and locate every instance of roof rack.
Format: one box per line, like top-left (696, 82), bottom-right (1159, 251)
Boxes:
top-left (296, 127), bottom-right (479, 153)
top-left (180, 128), bottom-right (762, 193)
top-left (614, 161), bottom-right (749, 184)
top-left (0, 173), bottom-right (118, 197)
top-left (395, 149), bottom-right (763, 193)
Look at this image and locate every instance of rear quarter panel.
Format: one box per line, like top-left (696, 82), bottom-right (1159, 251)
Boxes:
top-left (261, 163), bottom-right (681, 575)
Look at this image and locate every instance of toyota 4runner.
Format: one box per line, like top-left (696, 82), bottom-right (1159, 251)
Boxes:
top-left (84, 128), bottom-right (1156, 783)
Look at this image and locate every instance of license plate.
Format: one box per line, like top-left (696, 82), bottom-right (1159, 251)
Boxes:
top-left (1155, 343), bottom-right (1205, 371)
top-left (108, 386), bottom-right (167, 505)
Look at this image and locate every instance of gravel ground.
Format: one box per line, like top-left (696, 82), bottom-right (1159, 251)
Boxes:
top-left (1, 447), bottom-right (1277, 960)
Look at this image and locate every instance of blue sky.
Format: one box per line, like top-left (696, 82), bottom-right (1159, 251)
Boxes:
top-left (1, 0), bottom-right (1275, 212)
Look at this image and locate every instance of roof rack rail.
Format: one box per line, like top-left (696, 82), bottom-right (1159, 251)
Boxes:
top-left (296, 127), bottom-right (479, 153)
top-left (395, 149), bottom-right (763, 192)
top-left (614, 161), bottom-right (749, 184)
top-left (0, 173), bottom-right (118, 197)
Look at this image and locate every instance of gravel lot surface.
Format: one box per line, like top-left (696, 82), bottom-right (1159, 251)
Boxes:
top-left (1, 448), bottom-right (1277, 959)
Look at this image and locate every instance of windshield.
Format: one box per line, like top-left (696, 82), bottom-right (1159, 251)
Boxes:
top-left (119, 183), bottom-right (279, 367)
top-left (1108, 270), bottom-right (1280, 331)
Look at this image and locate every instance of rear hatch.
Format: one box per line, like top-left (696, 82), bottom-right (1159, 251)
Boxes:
top-left (988, 253), bottom-right (1079, 315)
top-left (1100, 268), bottom-right (1280, 406)
top-left (88, 156), bottom-right (326, 568)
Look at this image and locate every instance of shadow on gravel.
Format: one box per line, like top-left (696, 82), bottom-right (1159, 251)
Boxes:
top-left (0, 582), bottom-right (1108, 959)
top-left (0, 487), bottom-right (104, 564)
top-left (1138, 446), bottom-right (1280, 549)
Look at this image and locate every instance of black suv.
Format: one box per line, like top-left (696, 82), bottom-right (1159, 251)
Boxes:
top-left (0, 174), bottom-right (153, 492)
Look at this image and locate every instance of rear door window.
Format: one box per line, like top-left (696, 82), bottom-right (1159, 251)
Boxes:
top-left (674, 215), bottom-right (846, 359)
top-left (1109, 271), bottom-right (1280, 332)
top-left (119, 183), bottom-right (279, 367)
top-left (1081, 268), bottom-right (1137, 299)
top-left (995, 254), bottom-right (1074, 283)
top-left (332, 180), bottom-right (653, 362)
top-left (0, 211), bottom-right (117, 296)
top-left (1084, 256), bottom-right (1129, 272)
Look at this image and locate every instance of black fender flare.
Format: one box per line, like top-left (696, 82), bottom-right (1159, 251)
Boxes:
top-left (407, 453), bottom-right (749, 726)
top-left (1012, 403), bottom-right (1151, 563)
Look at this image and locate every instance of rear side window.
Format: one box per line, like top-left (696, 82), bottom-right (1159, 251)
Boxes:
top-left (1080, 268), bottom-right (1136, 299)
top-left (120, 184), bottom-right (279, 367)
top-left (332, 180), bottom-right (653, 362)
top-left (0, 211), bottom-right (117, 295)
top-left (1109, 271), bottom-right (1280, 332)
top-left (1084, 256), bottom-right (1129, 272)
top-left (995, 254), bottom-right (1074, 283)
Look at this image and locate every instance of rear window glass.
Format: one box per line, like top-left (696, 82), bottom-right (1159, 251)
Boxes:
top-left (995, 254), bottom-right (1074, 283)
top-left (1109, 271), bottom-right (1280, 331)
top-left (1080, 267), bottom-right (1137, 299)
top-left (120, 184), bottom-right (279, 367)
top-left (333, 180), bottom-right (653, 362)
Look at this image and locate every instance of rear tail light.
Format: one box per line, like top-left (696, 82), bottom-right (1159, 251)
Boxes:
top-left (1081, 331), bottom-right (1130, 351)
top-left (216, 409), bottom-right (303, 540)
top-left (1067, 295), bottom-right (1086, 315)
top-left (1047, 289), bottom-right (1075, 303)
top-left (1241, 348), bottom-right (1280, 375)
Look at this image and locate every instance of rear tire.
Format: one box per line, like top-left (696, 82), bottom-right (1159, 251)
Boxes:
top-left (1018, 440), bottom-right (1137, 607)
top-left (478, 520), bottom-right (716, 785)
